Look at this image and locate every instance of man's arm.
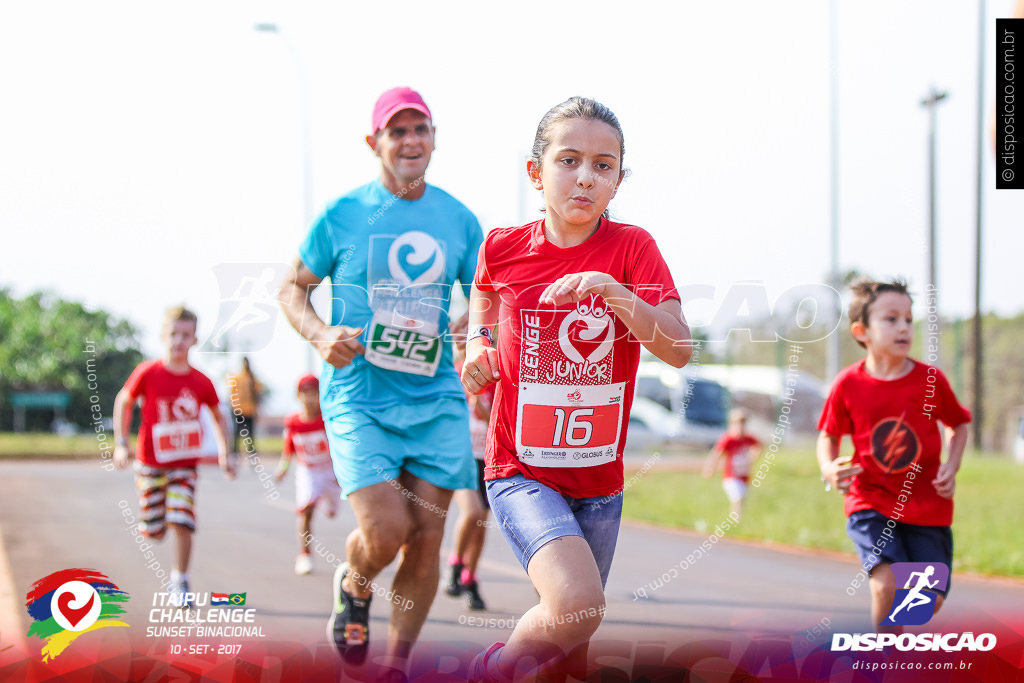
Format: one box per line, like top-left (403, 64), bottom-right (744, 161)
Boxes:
top-left (278, 256), bottom-right (365, 369)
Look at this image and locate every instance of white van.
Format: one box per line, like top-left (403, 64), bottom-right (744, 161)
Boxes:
top-left (628, 362), bottom-right (730, 449)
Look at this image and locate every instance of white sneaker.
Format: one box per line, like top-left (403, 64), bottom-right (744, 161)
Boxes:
top-left (168, 577), bottom-right (193, 608)
top-left (295, 553), bottom-right (313, 575)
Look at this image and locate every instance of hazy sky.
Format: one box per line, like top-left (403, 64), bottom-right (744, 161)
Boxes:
top-left (2, 0), bottom-right (1020, 414)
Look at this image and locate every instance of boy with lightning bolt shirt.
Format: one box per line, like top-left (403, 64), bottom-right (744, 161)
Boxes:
top-left (817, 278), bottom-right (970, 630)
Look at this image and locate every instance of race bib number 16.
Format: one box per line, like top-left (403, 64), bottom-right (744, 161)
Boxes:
top-left (515, 382), bottom-right (624, 468)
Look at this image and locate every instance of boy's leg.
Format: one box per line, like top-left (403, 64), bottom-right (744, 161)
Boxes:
top-left (134, 464), bottom-right (168, 540)
top-left (170, 524), bottom-right (193, 574)
top-left (903, 523), bottom-right (953, 616)
top-left (165, 468), bottom-right (198, 575)
top-left (869, 562), bottom-right (899, 633)
top-left (846, 510), bottom-right (909, 631)
top-left (722, 478), bottom-right (745, 522)
top-left (299, 507), bottom-right (315, 552)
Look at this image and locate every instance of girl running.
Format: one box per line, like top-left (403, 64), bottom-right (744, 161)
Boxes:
top-left (461, 96), bottom-right (691, 681)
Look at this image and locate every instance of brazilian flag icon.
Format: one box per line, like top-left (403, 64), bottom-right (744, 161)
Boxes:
top-left (228, 593), bottom-right (246, 606)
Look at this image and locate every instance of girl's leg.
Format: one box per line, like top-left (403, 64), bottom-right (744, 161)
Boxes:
top-left (484, 477), bottom-right (617, 679)
top-left (494, 536), bottom-right (605, 679)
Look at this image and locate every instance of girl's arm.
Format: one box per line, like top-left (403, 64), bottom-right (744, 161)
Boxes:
top-left (539, 272), bottom-right (691, 368)
top-left (461, 284), bottom-right (501, 395)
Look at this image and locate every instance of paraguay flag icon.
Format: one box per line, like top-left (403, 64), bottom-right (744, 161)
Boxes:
top-left (24, 569), bottom-right (130, 662)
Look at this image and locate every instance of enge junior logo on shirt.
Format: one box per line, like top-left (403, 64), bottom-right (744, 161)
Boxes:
top-left (516, 295), bottom-right (623, 468)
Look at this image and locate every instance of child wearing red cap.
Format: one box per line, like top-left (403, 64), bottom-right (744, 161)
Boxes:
top-left (276, 374), bottom-right (342, 575)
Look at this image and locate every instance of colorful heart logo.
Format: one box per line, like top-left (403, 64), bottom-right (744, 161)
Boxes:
top-left (57, 591), bottom-right (95, 629)
top-left (49, 581), bottom-right (101, 632)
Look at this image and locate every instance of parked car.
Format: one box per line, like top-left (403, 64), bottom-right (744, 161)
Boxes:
top-left (627, 363), bottom-right (730, 448)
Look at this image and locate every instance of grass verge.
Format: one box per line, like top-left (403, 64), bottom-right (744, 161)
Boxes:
top-left (622, 447), bottom-right (1024, 578)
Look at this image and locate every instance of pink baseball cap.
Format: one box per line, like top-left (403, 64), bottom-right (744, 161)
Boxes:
top-left (297, 374), bottom-right (319, 392)
top-left (371, 87), bottom-right (432, 134)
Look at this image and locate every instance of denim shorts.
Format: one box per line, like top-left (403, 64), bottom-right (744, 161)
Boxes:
top-left (846, 509), bottom-right (953, 596)
top-left (486, 474), bottom-right (622, 588)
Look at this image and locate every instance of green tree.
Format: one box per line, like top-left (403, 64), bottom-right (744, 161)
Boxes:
top-left (0, 289), bottom-right (144, 431)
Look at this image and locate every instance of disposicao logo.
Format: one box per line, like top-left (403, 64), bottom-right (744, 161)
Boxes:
top-left (831, 562), bottom-right (997, 653)
top-left (25, 569), bottom-right (130, 661)
top-left (884, 562), bottom-right (949, 626)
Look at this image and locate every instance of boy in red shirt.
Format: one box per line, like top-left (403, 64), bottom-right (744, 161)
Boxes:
top-left (113, 306), bottom-right (233, 606)
top-left (704, 408), bottom-right (761, 521)
top-left (817, 279), bottom-right (970, 631)
top-left (276, 374), bottom-right (342, 575)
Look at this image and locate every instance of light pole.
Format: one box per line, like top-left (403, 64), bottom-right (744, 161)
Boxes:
top-left (254, 23), bottom-right (317, 372)
top-left (254, 23), bottom-right (314, 233)
top-left (920, 86), bottom-right (948, 366)
top-left (972, 1), bottom-right (986, 451)
top-left (827, 0), bottom-right (841, 381)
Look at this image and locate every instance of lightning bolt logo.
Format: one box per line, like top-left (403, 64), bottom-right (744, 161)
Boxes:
top-left (871, 412), bottom-right (918, 474)
top-left (881, 411), bottom-right (908, 473)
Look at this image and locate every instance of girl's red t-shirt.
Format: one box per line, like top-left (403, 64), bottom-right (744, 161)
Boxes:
top-left (476, 218), bottom-right (678, 498)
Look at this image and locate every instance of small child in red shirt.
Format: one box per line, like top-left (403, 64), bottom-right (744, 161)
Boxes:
top-left (704, 408), bottom-right (762, 521)
top-left (113, 306), bottom-right (233, 606)
top-left (276, 374), bottom-right (342, 575)
top-left (817, 278), bottom-right (970, 631)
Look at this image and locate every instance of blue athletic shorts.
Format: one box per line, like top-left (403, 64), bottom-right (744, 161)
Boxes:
top-left (486, 473), bottom-right (622, 588)
top-left (846, 509), bottom-right (953, 596)
top-left (324, 397), bottom-right (476, 497)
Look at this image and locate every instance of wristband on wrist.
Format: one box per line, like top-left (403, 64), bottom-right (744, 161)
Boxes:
top-left (278, 459), bottom-right (290, 472)
top-left (467, 326), bottom-right (493, 345)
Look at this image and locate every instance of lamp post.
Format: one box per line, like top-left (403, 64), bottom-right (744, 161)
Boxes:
top-left (254, 23), bottom-right (314, 233)
top-left (920, 86), bottom-right (948, 366)
top-left (254, 23), bottom-right (316, 372)
top-left (827, 0), bottom-right (840, 381)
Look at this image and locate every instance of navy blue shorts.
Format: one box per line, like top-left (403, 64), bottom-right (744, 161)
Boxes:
top-left (846, 509), bottom-right (953, 596)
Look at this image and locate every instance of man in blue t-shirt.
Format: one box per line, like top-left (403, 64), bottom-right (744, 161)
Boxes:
top-left (279, 86), bottom-right (482, 670)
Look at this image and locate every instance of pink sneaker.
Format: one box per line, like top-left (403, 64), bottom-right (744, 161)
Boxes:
top-left (468, 642), bottom-right (507, 682)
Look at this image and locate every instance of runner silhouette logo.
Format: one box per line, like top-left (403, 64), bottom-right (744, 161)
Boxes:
top-left (884, 562), bottom-right (949, 626)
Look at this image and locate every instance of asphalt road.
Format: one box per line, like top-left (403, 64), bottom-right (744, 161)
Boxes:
top-left (1, 459), bottom-right (1022, 681)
